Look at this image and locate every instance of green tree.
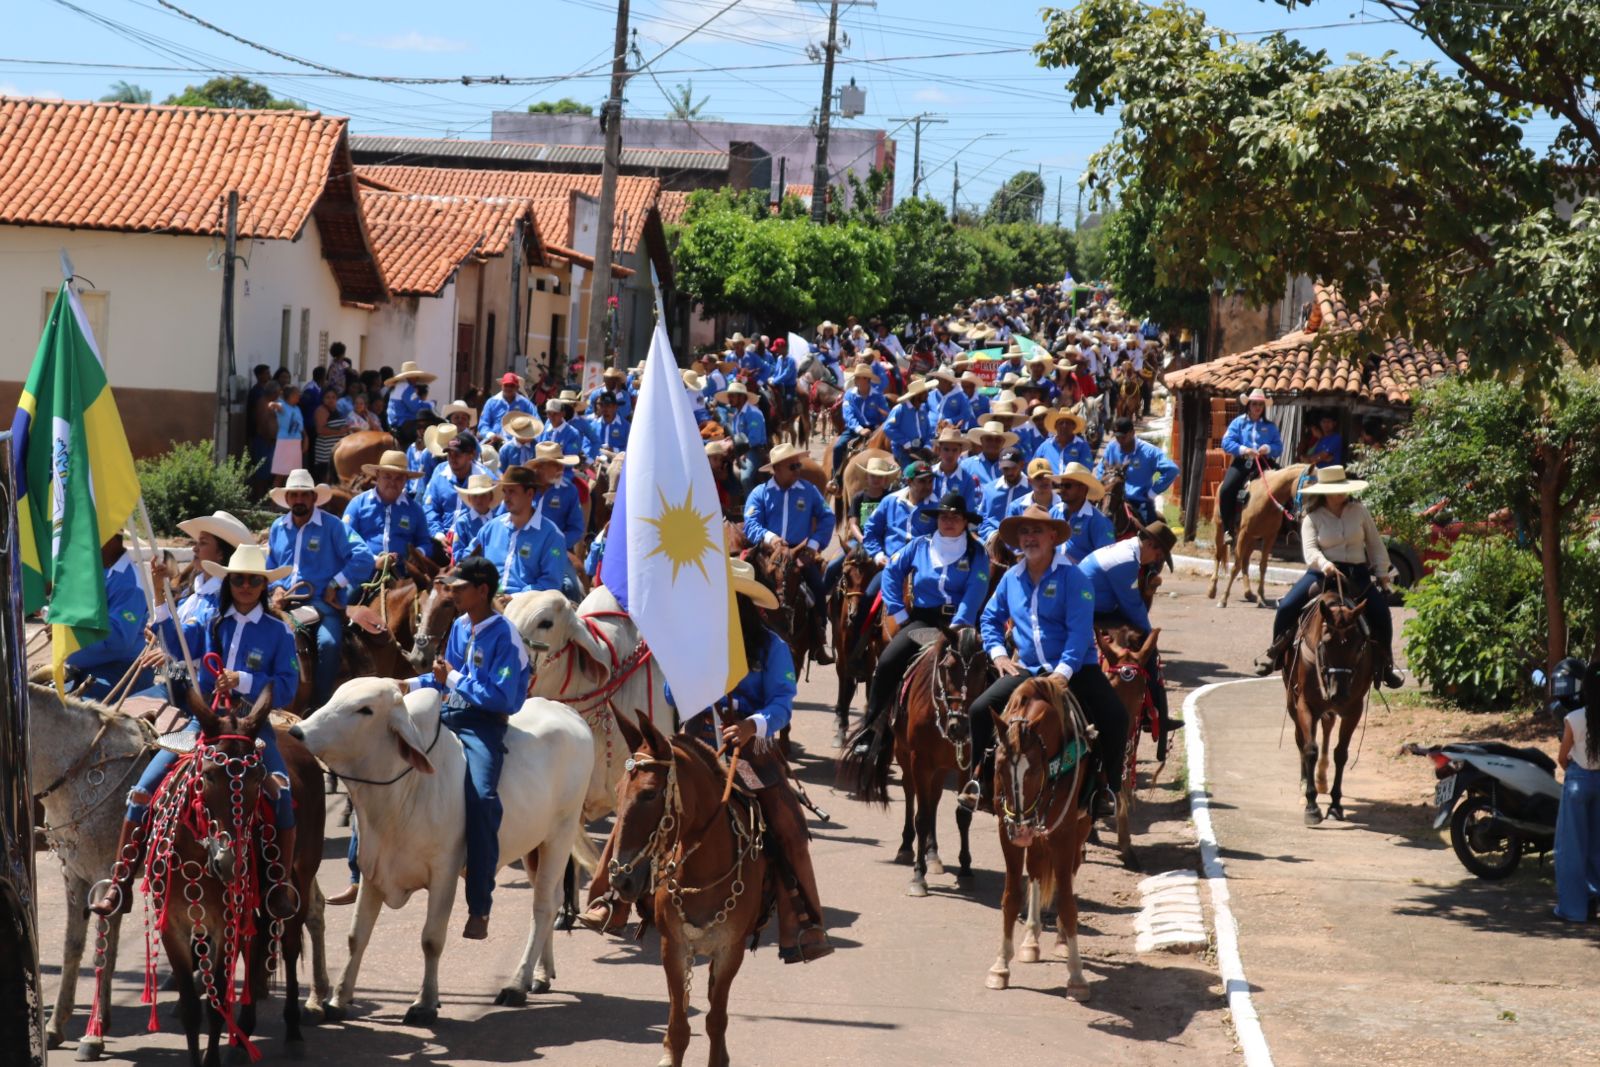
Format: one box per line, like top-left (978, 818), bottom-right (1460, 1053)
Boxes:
top-left (885, 197), bottom-right (979, 319)
top-left (667, 80), bottom-right (711, 120)
top-left (1100, 187), bottom-right (1207, 330)
top-left (986, 170), bottom-right (1046, 224)
top-left (100, 80), bottom-right (151, 104)
top-left (958, 226), bottom-right (1021, 299)
top-left (527, 98), bottom-right (593, 115)
top-left (163, 76), bottom-right (298, 110)
top-left (1075, 213), bottom-right (1111, 281)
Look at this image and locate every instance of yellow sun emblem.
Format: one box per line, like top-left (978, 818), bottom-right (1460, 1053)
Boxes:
top-left (642, 488), bottom-right (718, 583)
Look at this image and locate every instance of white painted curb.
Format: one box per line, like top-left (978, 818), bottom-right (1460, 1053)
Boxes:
top-left (1171, 552), bottom-right (1302, 586)
top-left (1184, 677), bottom-right (1278, 1067)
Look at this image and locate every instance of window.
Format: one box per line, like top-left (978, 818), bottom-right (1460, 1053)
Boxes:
top-left (41, 288), bottom-right (111, 363)
top-left (535, 278), bottom-right (547, 292)
top-left (298, 309), bottom-right (311, 380)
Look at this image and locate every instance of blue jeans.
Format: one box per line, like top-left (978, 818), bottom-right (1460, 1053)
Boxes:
top-left (443, 706), bottom-right (508, 918)
top-left (347, 818), bottom-right (360, 885)
top-left (832, 432), bottom-right (858, 474)
top-left (73, 665), bottom-right (155, 703)
top-left (311, 602), bottom-right (342, 710)
top-left (1555, 763), bottom-right (1600, 921)
top-left (1273, 565), bottom-right (1391, 648)
top-left (128, 717), bottom-right (294, 828)
top-left (738, 448), bottom-right (768, 496)
top-left (1127, 496), bottom-right (1159, 526)
top-left (560, 554), bottom-right (582, 602)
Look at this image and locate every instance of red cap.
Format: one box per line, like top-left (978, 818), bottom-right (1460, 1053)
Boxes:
top-left (772, 338), bottom-right (787, 353)
top-left (500, 372), bottom-right (521, 386)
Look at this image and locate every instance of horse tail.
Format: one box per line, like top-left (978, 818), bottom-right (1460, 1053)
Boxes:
top-left (569, 815), bottom-right (601, 875)
top-left (1035, 867), bottom-right (1058, 910)
top-left (837, 712), bottom-right (894, 807)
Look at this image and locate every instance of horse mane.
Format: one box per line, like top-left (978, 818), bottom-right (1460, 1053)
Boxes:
top-left (27, 680), bottom-right (157, 738)
top-left (1003, 675), bottom-right (1076, 743)
top-left (671, 732), bottom-right (728, 785)
top-left (952, 624), bottom-right (983, 661)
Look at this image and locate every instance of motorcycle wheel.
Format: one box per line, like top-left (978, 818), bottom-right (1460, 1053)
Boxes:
top-left (1449, 795), bottom-right (1523, 880)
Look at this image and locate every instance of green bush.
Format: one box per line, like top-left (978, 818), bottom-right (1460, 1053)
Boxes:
top-left (137, 441), bottom-right (267, 538)
top-left (1403, 535), bottom-right (1546, 708)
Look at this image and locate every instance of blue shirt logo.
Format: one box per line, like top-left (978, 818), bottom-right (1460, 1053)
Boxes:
top-left (1043, 582), bottom-right (1058, 598)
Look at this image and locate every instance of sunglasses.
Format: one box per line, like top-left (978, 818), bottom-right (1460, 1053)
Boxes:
top-left (785, 462), bottom-right (803, 472)
top-left (228, 574), bottom-right (266, 587)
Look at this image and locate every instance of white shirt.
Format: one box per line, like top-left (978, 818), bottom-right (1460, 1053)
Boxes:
top-left (1568, 709), bottom-right (1599, 771)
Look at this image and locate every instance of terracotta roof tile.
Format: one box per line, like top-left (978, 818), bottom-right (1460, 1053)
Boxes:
top-left (656, 189), bottom-right (691, 226)
top-left (359, 191), bottom-right (533, 297)
top-left (357, 165), bottom-right (659, 253)
top-left (0, 97), bottom-right (343, 240)
top-left (781, 183), bottom-right (813, 201)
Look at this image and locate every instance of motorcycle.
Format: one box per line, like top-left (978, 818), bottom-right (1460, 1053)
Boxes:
top-left (1404, 739), bottom-right (1561, 880)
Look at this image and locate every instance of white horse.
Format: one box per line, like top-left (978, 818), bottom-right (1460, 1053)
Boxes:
top-left (289, 679), bottom-right (596, 1024)
top-left (502, 585), bottom-right (674, 821)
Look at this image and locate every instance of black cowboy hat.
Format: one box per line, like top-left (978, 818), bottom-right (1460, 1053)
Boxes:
top-left (933, 490), bottom-right (980, 525)
top-left (1136, 518), bottom-right (1178, 571)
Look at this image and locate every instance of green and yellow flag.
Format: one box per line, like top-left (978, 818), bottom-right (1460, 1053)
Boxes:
top-left (9, 281), bottom-right (140, 690)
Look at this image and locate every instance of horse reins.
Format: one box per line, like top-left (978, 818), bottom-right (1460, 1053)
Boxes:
top-left (998, 689), bottom-right (1093, 842)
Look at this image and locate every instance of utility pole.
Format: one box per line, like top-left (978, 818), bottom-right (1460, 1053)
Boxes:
top-left (585, 0), bottom-right (630, 370)
top-left (1075, 182), bottom-right (1083, 228)
top-left (810, 0), bottom-right (841, 224)
top-left (891, 113), bottom-right (947, 197)
top-left (214, 189), bottom-right (238, 460)
top-left (1055, 174), bottom-right (1062, 226)
top-left (1035, 163), bottom-right (1044, 224)
top-left (950, 159), bottom-right (959, 219)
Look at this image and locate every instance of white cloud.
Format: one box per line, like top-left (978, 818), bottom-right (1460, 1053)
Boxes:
top-left (635, 0), bottom-right (827, 49)
top-left (0, 83), bottom-right (63, 100)
top-left (913, 87), bottom-right (953, 104)
top-left (339, 31), bottom-right (471, 53)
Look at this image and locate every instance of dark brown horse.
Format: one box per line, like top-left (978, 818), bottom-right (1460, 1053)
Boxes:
top-left (827, 549), bottom-right (883, 745)
top-left (750, 540), bottom-right (815, 674)
top-left (1097, 625), bottom-right (1163, 866)
top-left (607, 713), bottom-right (774, 1067)
top-left (841, 628), bottom-right (991, 897)
top-left (145, 686), bottom-right (324, 1065)
top-left (1099, 461), bottom-right (1139, 540)
top-left (1285, 591), bottom-right (1374, 825)
top-left (985, 676), bottom-right (1095, 1001)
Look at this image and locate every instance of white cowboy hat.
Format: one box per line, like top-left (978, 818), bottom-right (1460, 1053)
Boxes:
top-left (269, 469), bottom-right (333, 509)
top-left (1298, 465), bottom-right (1369, 496)
top-left (725, 332), bottom-right (748, 347)
top-left (503, 413), bottom-right (544, 441)
top-left (1244, 388), bottom-right (1271, 406)
top-left (384, 361), bottom-right (437, 386)
top-left (843, 448), bottom-right (899, 502)
top-left (1044, 408), bottom-right (1086, 435)
top-left (704, 439), bottom-right (733, 458)
top-left (1055, 462), bottom-right (1106, 502)
top-left (928, 367), bottom-right (957, 385)
top-left (360, 449), bottom-right (425, 480)
top-left (440, 399), bottom-right (477, 423)
top-left (897, 379), bottom-right (933, 405)
top-left (861, 454), bottom-right (899, 478)
top-left (200, 543), bottom-right (292, 583)
top-left (177, 510), bottom-right (254, 548)
top-left (966, 421), bottom-right (1019, 449)
top-left (728, 557), bottom-right (779, 610)
top-left (681, 369), bottom-right (707, 392)
top-left (818, 321), bottom-right (837, 333)
top-left (760, 441), bottom-right (809, 472)
top-left (454, 473), bottom-right (501, 502)
top-left (526, 441), bottom-right (580, 468)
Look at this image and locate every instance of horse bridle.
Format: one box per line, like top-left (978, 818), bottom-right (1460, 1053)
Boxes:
top-left (997, 692), bottom-right (1091, 842)
top-left (931, 637), bottom-right (982, 765)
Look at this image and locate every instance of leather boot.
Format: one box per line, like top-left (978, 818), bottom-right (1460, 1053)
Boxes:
top-left (1375, 643), bottom-right (1404, 689)
top-left (811, 616), bottom-right (834, 665)
top-left (1253, 632), bottom-right (1292, 676)
top-left (955, 749), bottom-right (995, 814)
top-left (90, 817), bottom-right (147, 916)
top-left (761, 787), bottom-right (832, 962)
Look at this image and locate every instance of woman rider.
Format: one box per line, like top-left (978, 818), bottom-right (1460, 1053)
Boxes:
top-left (848, 492), bottom-right (989, 760)
top-left (91, 543), bottom-right (302, 916)
top-left (1253, 465), bottom-right (1404, 688)
top-left (580, 559), bottom-right (833, 963)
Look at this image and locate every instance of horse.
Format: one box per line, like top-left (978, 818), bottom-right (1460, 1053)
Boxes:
top-left (407, 567), bottom-right (461, 671)
top-left (1208, 462), bottom-right (1310, 606)
top-left (749, 540), bottom-right (816, 674)
top-left (1099, 461), bottom-right (1139, 540)
top-left (827, 548), bottom-right (883, 746)
top-left (1285, 591), bottom-right (1374, 825)
top-left (607, 711), bottom-right (774, 1067)
top-left (1113, 362), bottom-right (1143, 424)
top-left (331, 430), bottom-right (395, 490)
top-left (144, 684), bottom-right (325, 1066)
top-left (838, 628), bottom-right (990, 897)
top-left (986, 675), bottom-right (1096, 1001)
top-left (1097, 626), bottom-right (1164, 867)
top-left (804, 372), bottom-right (844, 446)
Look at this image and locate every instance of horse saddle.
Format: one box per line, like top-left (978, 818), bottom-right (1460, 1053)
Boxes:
top-left (289, 604), bottom-right (321, 627)
top-left (156, 728), bottom-right (199, 755)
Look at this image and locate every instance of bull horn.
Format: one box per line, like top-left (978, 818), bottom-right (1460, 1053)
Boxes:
top-left (1137, 628), bottom-right (1161, 664)
top-left (243, 683), bottom-right (274, 736)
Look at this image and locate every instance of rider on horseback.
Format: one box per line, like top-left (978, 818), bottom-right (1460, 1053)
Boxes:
top-left (1081, 524), bottom-right (1181, 734)
top-left (978, 448), bottom-right (1030, 544)
top-left (1094, 417), bottom-right (1180, 527)
top-left (1216, 389), bottom-right (1283, 543)
top-left (832, 364), bottom-right (889, 475)
top-left (1058, 464), bottom-right (1115, 564)
top-left (344, 450), bottom-right (433, 583)
top-left (719, 380), bottom-right (768, 495)
top-left (743, 442), bottom-right (836, 665)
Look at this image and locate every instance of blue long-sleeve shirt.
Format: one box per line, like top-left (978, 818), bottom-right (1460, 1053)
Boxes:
top-left (464, 513), bottom-right (567, 594)
top-left (1220, 414), bottom-right (1283, 460)
top-left (883, 401), bottom-right (927, 459)
top-left (1013, 422), bottom-right (1045, 457)
top-left (589, 386), bottom-right (633, 422)
top-left (406, 443), bottom-right (441, 496)
top-left (926, 388), bottom-right (975, 431)
top-left (720, 405), bottom-right (768, 447)
top-left (771, 355), bottom-right (797, 389)
top-left (980, 557), bottom-right (1097, 678)
top-left (386, 384), bottom-right (433, 429)
top-left (1033, 436), bottom-right (1094, 474)
top-left (478, 394), bottom-right (536, 439)
top-left (158, 604), bottom-right (299, 708)
top-left (66, 553), bottom-right (149, 677)
top-left (862, 488), bottom-right (938, 561)
top-left (958, 453), bottom-right (1001, 489)
top-left (841, 391), bottom-right (889, 434)
top-left (423, 461), bottom-right (490, 539)
top-left (1094, 438), bottom-right (1179, 502)
top-left (584, 414), bottom-right (630, 452)
top-left (344, 488), bottom-right (432, 561)
top-left (532, 482), bottom-right (585, 551)
top-left (450, 505), bottom-right (498, 554)
top-left (697, 628), bottom-right (796, 738)
top-left (497, 440), bottom-right (539, 468)
top-left (980, 476), bottom-right (1031, 541)
top-left (931, 463), bottom-right (983, 516)
top-left (1063, 502), bottom-right (1116, 565)
top-left (266, 510), bottom-right (365, 609)
top-left (1079, 538), bottom-right (1151, 634)
top-left (882, 534), bottom-right (989, 627)
top-left (408, 612), bottom-right (530, 716)
top-left (743, 479), bottom-right (834, 551)
top-left (739, 350), bottom-right (772, 384)
top-left (538, 419), bottom-right (593, 461)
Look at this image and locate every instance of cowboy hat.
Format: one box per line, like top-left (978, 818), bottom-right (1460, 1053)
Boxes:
top-left (269, 469), bottom-right (333, 509)
top-left (932, 426), bottom-right (968, 449)
top-left (503, 413), bottom-right (544, 441)
top-left (704, 439), bottom-right (733, 458)
top-left (681, 369), bottom-right (707, 392)
top-left (760, 441), bottom-right (809, 472)
top-left (440, 399), bottom-right (477, 423)
top-left (1136, 519), bottom-right (1179, 571)
top-left (849, 363), bottom-right (877, 381)
top-left (818, 320), bottom-right (838, 333)
top-left (602, 365), bottom-right (626, 380)
top-left (932, 490), bottom-right (980, 525)
top-left (998, 505), bottom-right (1072, 547)
top-left (861, 454), bottom-right (899, 478)
top-left (728, 557), bottom-right (779, 610)
top-left (945, 320), bottom-right (970, 336)
top-left (985, 403), bottom-right (1027, 429)
top-left (177, 510), bottom-right (254, 548)
top-left (454, 473), bottom-right (501, 502)
top-left (384, 361), bottom-right (438, 386)
top-left (200, 543), bottom-right (292, 584)
top-left (967, 325), bottom-right (996, 343)
top-left (1244, 388), bottom-right (1270, 406)
top-left (959, 371), bottom-right (985, 389)
top-left (361, 449), bottom-right (426, 480)
top-left (499, 372), bottom-right (522, 387)
top-left (928, 367), bottom-right (957, 385)
top-left (498, 464), bottom-right (540, 489)
top-left (843, 448), bottom-right (898, 502)
top-left (967, 420), bottom-right (1019, 449)
top-left (424, 423), bottom-right (456, 458)
top-left (526, 441), bottom-right (580, 468)
top-left (1044, 408), bottom-right (1086, 435)
top-left (897, 379), bottom-right (933, 405)
top-left (1055, 462), bottom-right (1105, 502)
top-left (725, 332), bottom-right (748, 347)
top-left (1298, 465), bottom-right (1369, 496)
top-left (717, 381), bottom-right (752, 403)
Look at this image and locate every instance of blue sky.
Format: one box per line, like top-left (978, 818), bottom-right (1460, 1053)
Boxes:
top-left (2, 0), bottom-right (1561, 214)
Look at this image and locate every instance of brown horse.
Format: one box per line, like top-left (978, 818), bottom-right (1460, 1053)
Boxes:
top-left (827, 548), bottom-right (882, 745)
top-left (145, 686), bottom-right (324, 1065)
top-left (331, 430), bottom-right (395, 490)
top-left (1097, 626), bottom-right (1164, 866)
top-left (749, 540), bottom-right (817, 673)
top-left (607, 713), bottom-right (773, 1067)
top-left (806, 377), bottom-right (844, 445)
top-left (1099, 461), bottom-right (1139, 540)
top-left (1113, 362), bottom-right (1143, 424)
top-left (839, 628), bottom-right (990, 897)
top-left (986, 676), bottom-right (1096, 1001)
top-left (1209, 462), bottom-right (1310, 607)
top-left (1285, 591), bottom-right (1374, 825)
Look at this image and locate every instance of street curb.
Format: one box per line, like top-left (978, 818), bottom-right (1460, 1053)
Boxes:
top-left (1171, 552), bottom-right (1301, 586)
top-left (1184, 677), bottom-right (1279, 1067)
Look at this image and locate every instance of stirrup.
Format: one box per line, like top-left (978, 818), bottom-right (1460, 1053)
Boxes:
top-left (955, 778), bottom-right (986, 814)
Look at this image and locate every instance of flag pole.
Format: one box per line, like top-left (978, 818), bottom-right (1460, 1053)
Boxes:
top-left (132, 496), bottom-right (197, 689)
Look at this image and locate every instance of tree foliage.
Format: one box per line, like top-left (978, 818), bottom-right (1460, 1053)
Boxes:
top-left (101, 80), bottom-right (151, 104)
top-left (668, 81), bottom-right (712, 120)
top-left (1100, 187), bottom-right (1208, 329)
top-left (164, 77), bottom-right (298, 110)
top-left (885, 197), bottom-right (980, 320)
top-left (986, 170), bottom-right (1046, 224)
top-left (527, 98), bottom-right (593, 115)
top-left (1035, 0), bottom-right (1600, 385)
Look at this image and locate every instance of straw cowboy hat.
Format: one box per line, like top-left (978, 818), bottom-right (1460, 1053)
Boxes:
top-left (897, 379), bottom-right (933, 405)
top-left (503, 413), bottom-right (543, 441)
top-left (526, 441), bottom-right (580, 469)
top-left (985, 401), bottom-right (1027, 429)
top-left (1055, 462), bottom-right (1106, 502)
top-left (1044, 408), bottom-right (1086, 435)
top-left (932, 426), bottom-right (968, 449)
top-left (423, 423), bottom-right (459, 458)
top-left (843, 447), bottom-right (898, 502)
top-left (440, 399), bottom-right (477, 423)
top-left (681, 369), bottom-right (707, 392)
top-left (717, 380), bottom-right (752, 404)
top-left (1243, 388), bottom-right (1271, 407)
top-left (1298, 465), bottom-right (1369, 496)
top-left (998, 505), bottom-right (1072, 547)
top-left (177, 510), bottom-right (253, 548)
top-left (269, 469), bottom-right (333, 509)
top-left (384, 361), bottom-right (437, 386)
top-left (201, 543), bottom-right (292, 584)
top-left (928, 367), bottom-right (957, 386)
top-left (728, 557), bottom-right (779, 610)
top-left (967, 420), bottom-right (1019, 450)
top-left (760, 441), bottom-right (809, 472)
top-left (453, 473), bottom-right (501, 503)
top-left (725, 332), bottom-right (749, 347)
top-left (602, 365), bottom-right (626, 381)
top-left (361, 449), bottom-right (425, 480)
top-left (849, 363), bottom-right (877, 381)
top-left (967, 325), bottom-right (996, 343)
top-left (818, 320), bottom-right (838, 333)
top-left (960, 371), bottom-right (985, 389)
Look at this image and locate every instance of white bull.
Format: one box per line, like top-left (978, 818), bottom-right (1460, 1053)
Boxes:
top-left (290, 678), bottom-right (596, 1025)
top-left (504, 585), bottom-right (674, 820)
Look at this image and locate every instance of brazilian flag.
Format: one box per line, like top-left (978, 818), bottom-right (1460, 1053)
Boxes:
top-left (10, 282), bottom-right (140, 690)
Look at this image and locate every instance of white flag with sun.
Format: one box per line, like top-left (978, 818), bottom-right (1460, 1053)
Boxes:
top-left (602, 315), bottom-right (746, 713)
